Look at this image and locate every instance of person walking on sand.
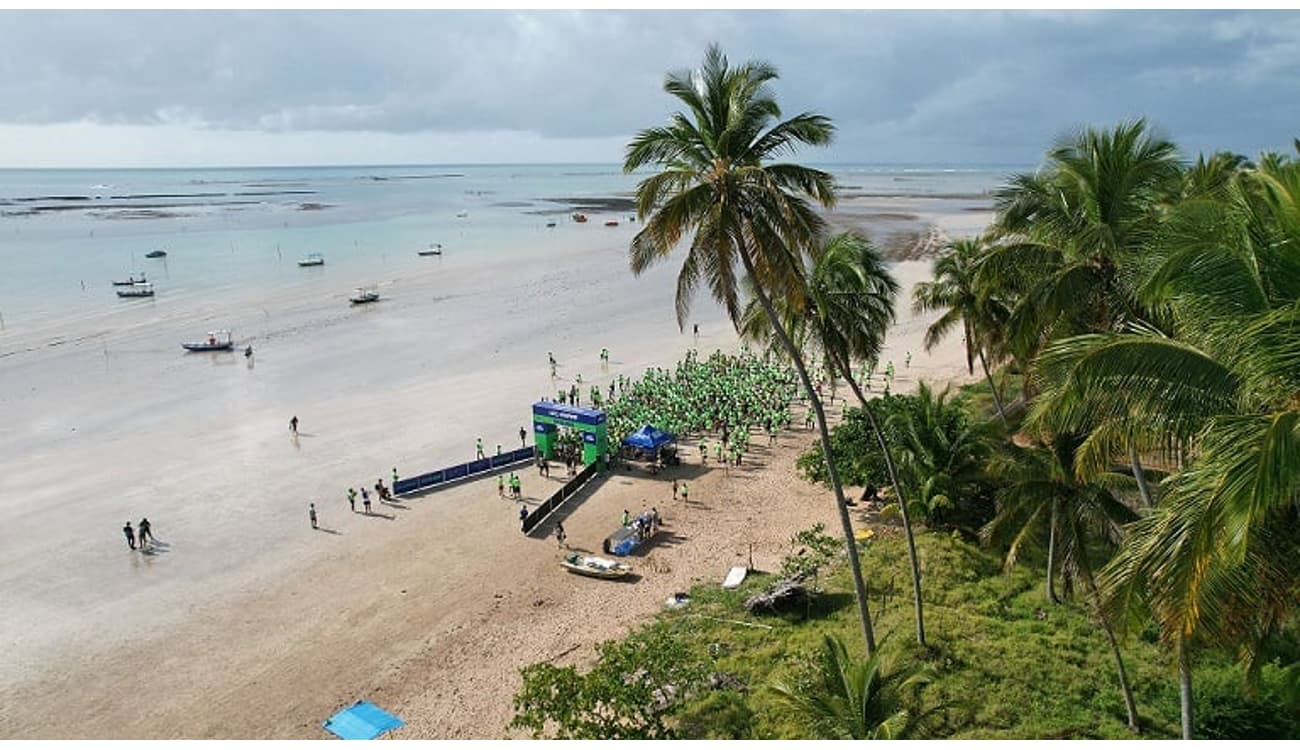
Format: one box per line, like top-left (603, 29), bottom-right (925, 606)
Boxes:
top-left (681, 483), bottom-right (689, 504)
top-left (519, 426), bottom-right (527, 447)
top-left (363, 492), bottom-right (372, 514)
top-left (123, 521), bottom-right (136, 550)
top-left (621, 509), bottom-right (630, 527)
top-left (476, 437), bottom-right (485, 460)
top-left (672, 479), bottom-right (679, 501)
top-left (392, 467), bottom-right (399, 485)
top-left (138, 518), bottom-right (153, 547)
top-left (309, 503), bottom-right (318, 529)
top-left (519, 505), bottom-right (529, 531)
top-left (555, 521), bottom-right (567, 549)
top-left (348, 488), bottom-right (357, 512)
top-left (498, 474), bottom-right (506, 498)
top-left (289, 415), bottom-right (298, 434)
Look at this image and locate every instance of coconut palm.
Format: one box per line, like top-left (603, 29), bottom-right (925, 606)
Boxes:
top-left (981, 435), bottom-right (1141, 731)
top-left (624, 45), bottom-right (879, 654)
top-left (740, 232), bottom-right (930, 648)
top-left (769, 634), bottom-right (932, 739)
top-left (913, 235), bottom-right (1011, 425)
top-left (1031, 153), bottom-right (1300, 738)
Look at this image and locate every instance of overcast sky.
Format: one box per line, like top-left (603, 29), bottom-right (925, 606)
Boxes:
top-left (0, 9), bottom-right (1297, 168)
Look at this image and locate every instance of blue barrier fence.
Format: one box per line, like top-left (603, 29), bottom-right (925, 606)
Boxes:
top-left (522, 461), bottom-right (599, 535)
top-left (393, 446), bottom-right (537, 496)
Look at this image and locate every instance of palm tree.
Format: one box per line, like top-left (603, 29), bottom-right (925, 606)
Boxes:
top-left (1032, 152), bottom-right (1300, 738)
top-left (769, 634), bottom-right (932, 739)
top-left (624, 45), bottom-right (879, 654)
top-left (981, 435), bottom-right (1141, 731)
top-left (913, 235), bottom-right (1011, 425)
top-left (740, 232), bottom-right (930, 649)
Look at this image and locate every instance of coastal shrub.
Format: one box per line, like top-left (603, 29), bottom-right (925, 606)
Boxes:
top-left (798, 390), bottom-right (997, 533)
top-left (1188, 661), bottom-right (1300, 740)
top-left (510, 623), bottom-right (710, 739)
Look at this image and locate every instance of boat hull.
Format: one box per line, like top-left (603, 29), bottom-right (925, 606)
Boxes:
top-left (560, 555), bottom-right (632, 579)
top-left (182, 342), bottom-right (234, 352)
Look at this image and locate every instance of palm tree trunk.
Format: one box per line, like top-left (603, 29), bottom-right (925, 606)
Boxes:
top-left (1178, 637), bottom-right (1193, 740)
top-left (1081, 563), bottom-right (1140, 732)
top-left (833, 351), bottom-right (926, 648)
top-left (737, 252), bottom-right (876, 656)
top-left (963, 319), bottom-right (975, 376)
top-left (1129, 442), bottom-right (1153, 508)
top-left (977, 347), bottom-right (1009, 427)
top-left (1045, 497), bottom-right (1060, 604)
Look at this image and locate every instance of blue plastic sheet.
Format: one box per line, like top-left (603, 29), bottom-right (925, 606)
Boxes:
top-left (322, 700), bottom-right (404, 740)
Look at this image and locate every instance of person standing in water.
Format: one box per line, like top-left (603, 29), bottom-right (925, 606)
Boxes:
top-left (289, 415), bottom-right (298, 434)
top-left (123, 521), bottom-right (136, 550)
top-left (138, 518), bottom-right (153, 547)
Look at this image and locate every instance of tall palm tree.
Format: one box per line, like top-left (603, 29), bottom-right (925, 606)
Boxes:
top-left (769, 634), bottom-right (932, 739)
top-left (981, 435), bottom-right (1141, 731)
top-left (740, 232), bottom-right (930, 649)
top-left (1032, 153), bottom-right (1300, 738)
top-left (624, 45), bottom-right (879, 654)
top-left (913, 235), bottom-right (1011, 425)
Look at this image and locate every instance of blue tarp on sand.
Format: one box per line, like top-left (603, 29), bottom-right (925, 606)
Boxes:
top-left (622, 424), bottom-right (675, 450)
top-left (322, 700), bottom-right (405, 740)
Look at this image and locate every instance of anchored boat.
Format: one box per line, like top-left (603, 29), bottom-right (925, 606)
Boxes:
top-left (182, 330), bottom-right (234, 352)
top-left (112, 273), bottom-right (147, 286)
top-left (116, 282), bottom-right (154, 298)
top-left (417, 243), bottom-right (443, 256)
top-left (298, 253), bottom-right (325, 267)
top-left (349, 286), bottom-right (380, 305)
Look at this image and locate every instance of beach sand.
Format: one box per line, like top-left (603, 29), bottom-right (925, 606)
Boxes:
top-left (0, 198), bottom-right (986, 738)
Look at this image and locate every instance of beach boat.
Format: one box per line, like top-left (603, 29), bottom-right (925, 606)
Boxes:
top-left (144, 250), bottom-right (167, 259)
top-left (298, 253), bottom-right (325, 267)
top-left (456, 210), bottom-right (469, 219)
top-left (417, 243), bottom-right (443, 256)
top-left (604, 220), bottom-right (619, 227)
top-left (572, 212), bottom-right (588, 223)
top-left (349, 286), bottom-right (380, 304)
top-left (112, 273), bottom-right (147, 286)
top-left (560, 553), bottom-right (632, 580)
top-left (116, 282), bottom-right (155, 298)
top-left (182, 330), bottom-right (234, 352)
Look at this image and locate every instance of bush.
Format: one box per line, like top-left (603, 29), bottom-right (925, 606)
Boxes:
top-left (1193, 662), bottom-right (1300, 739)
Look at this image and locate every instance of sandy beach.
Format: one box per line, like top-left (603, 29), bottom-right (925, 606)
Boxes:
top-left (0, 196), bottom-right (987, 738)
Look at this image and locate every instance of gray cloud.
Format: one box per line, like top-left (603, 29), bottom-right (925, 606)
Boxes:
top-left (0, 9), bottom-right (1296, 164)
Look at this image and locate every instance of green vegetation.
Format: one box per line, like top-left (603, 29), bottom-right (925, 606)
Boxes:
top-left (513, 529), bottom-right (1298, 738)
top-left (511, 45), bottom-right (1300, 739)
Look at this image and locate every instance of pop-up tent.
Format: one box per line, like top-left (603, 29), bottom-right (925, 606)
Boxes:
top-left (622, 424), bottom-right (676, 450)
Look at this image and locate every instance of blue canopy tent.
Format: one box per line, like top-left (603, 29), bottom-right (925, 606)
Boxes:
top-left (622, 424), bottom-right (676, 450)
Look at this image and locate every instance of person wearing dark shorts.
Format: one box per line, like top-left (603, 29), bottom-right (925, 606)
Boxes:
top-left (123, 522), bottom-right (136, 550)
top-left (138, 518), bottom-right (152, 546)
top-left (555, 522), bottom-right (566, 548)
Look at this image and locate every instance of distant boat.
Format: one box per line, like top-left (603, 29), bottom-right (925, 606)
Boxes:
top-left (116, 282), bottom-right (154, 298)
top-left (417, 243), bottom-right (443, 256)
top-left (546, 221), bottom-right (557, 228)
top-left (456, 210), bottom-right (469, 219)
top-left (112, 273), bottom-right (147, 286)
top-left (298, 253), bottom-right (325, 267)
top-left (604, 220), bottom-right (619, 227)
top-left (182, 330), bottom-right (234, 352)
top-left (350, 286), bottom-right (380, 305)
top-left (145, 250), bottom-right (168, 259)
top-left (572, 213), bottom-right (588, 223)
top-left (560, 553), bottom-right (632, 580)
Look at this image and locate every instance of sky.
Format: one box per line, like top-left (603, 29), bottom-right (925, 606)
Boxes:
top-left (0, 8), bottom-right (1297, 168)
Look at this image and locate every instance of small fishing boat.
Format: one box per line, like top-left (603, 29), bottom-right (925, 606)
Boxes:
top-left (456, 210), bottom-right (469, 219)
top-left (572, 212), bottom-right (588, 223)
top-left (145, 250), bottom-right (168, 259)
top-left (349, 286), bottom-right (380, 305)
top-left (112, 273), bottom-right (147, 286)
top-left (182, 330), bottom-right (234, 352)
top-left (560, 553), bottom-right (633, 580)
top-left (116, 282), bottom-right (154, 298)
top-left (417, 243), bottom-right (443, 256)
top-left (298, 253), bottom-right (325, 267)
top-left (545, 221), bottom-right (557, 228)
top-left (604, 220), bottom-right (619, 227)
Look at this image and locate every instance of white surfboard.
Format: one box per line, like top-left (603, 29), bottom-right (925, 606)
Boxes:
top-left (722, 566), bottom-right (748, 589)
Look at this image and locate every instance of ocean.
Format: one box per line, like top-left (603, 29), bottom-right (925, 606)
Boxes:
top-left (0, 163), bottom-right (1012, 332)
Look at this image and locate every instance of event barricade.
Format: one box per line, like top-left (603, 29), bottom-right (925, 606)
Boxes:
top-left (393, 446), bottom-right (537, 496)
top-left (521, 461), bottom-right (598, 535)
